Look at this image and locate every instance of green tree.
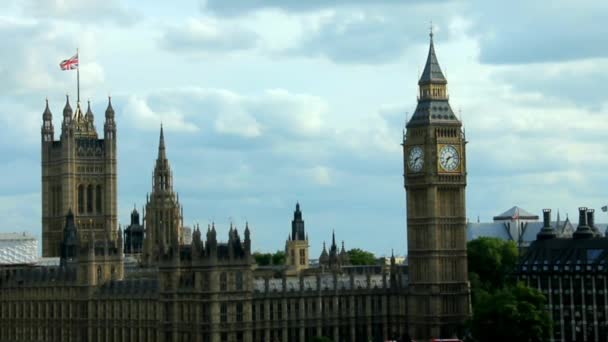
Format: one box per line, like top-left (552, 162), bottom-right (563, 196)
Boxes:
top-left (347, 248), bottom-right (376, 265)
top-left (470, 283), bottom-right (552, 342)
top-left (253, 251), bottom-right (286, 266)
top-left (272, 250), bottom-right (286, 265)
top-left (467, 237), bottom-right (518, 294)
top-left (253, 252), bottom-right (272, 266)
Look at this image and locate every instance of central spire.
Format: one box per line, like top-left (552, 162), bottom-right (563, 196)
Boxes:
top-left (419, 29), bottom-right (447, 85)
top-left (154, 124), bottom-right (173, 192)
top-left (158, 124), bottom-right (166, 160)
top-left (406, 30), bottom-right (459, 128)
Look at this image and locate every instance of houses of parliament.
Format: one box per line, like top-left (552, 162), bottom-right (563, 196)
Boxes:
top-left (0, 33), bottom-right (471, 342)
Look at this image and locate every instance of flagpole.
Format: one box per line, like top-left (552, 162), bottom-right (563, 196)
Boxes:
top-left (77, 48), bottom-right (80, 103)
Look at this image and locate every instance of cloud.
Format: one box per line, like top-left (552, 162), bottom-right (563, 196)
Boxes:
top-left (469, 0), bottom-right (608, 64)
top-left (201, 0), bottom-right (447, 16)
top-left (22, 0), bottom-right (141, 26)
top-left (288, 11), bottom-right (415, 64)
top-left (160, 18), bottom-right (259, 53)
top-left (135, 87), bottom-right (329, 141)
top-left (308, 166), bottom-right (332, 186)
top-left (124, 95), bottom-right (199, 133)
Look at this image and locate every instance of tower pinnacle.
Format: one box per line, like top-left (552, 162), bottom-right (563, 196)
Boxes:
top-left (158, 124), bottom-right (166, 160)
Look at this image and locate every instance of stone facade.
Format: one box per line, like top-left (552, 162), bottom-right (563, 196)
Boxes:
top-left (519, 208), bottom-right (608, 341)
top-left (0, 32), bottom-right (474, 342)
top-left (402, 31), bottom-right (471, 339)
top-left (41, 97), bottom-right (118, 257)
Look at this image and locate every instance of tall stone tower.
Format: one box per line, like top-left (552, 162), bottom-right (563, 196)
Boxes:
top-left (285, 202), bottom-right (309, 274)
top-left (403, 32), bottom-right (471, 340)
top-left (142, 125), bottom-right (184, 266)
top-left (41, 96), bottom-right (118, 257)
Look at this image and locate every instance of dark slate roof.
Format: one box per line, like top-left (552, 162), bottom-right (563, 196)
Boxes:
top-left (467, 222), bottom-right (510, 241)
top-left (419, 34), bottom-right (446, 85)
top-left (407, 99), bottom-right (459, 127)
top-left (519, 237), bottom-right (608, 274)
top-left (96, 278), bottom-right (159, 296)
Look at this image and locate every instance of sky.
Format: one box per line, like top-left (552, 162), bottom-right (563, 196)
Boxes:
top-left (1, 0), bottom-right (608, 258)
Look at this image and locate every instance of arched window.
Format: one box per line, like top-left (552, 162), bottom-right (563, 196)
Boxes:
top-left (220, 272), bottom-right (227, 291)
top-left (77, 185), bottom-right (84, 214)
top-left (96, 185), bottom-right (102, 213)
top-left (97, 266), bottom-right (102, 283)
top-left (86, 185), bottom-right (93, 213)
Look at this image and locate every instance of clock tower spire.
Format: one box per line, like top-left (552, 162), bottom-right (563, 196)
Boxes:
top-left (403, 32), bottom-right (471, 340)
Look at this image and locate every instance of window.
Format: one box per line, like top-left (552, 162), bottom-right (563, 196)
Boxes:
top-left (78, 185), bottom-right (84, 213)
top-left (299, 249), bottom-right (306, 265)
top-left (220, 273), bottom-right (227, 291)
top-left (96, 185), bottom-right (102, 213)
top-left (87, 184), bottom-right (93, 213)
top-left (236, 272), bottom-right (243, 290)
top-left (236, 303), bottom-right (243, 322)
top-left (220, 303), bottom-right (227, 323)
top-left (97, 266), bottom-right (103, 283)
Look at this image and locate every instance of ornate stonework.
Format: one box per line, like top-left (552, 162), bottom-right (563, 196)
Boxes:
top-left (41, 97), bottom-right (117, 257)
top-left (403, 32), bottom-right (472, 340)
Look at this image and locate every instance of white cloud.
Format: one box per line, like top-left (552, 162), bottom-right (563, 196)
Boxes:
top-left (124, 95), bottom-right (199, 132)
top-left (160, 17), bottom-right (258, 53)
top-left (309, 165), bottom-right (332, 186)
top-left (22, 0), bottom-right (141, 26)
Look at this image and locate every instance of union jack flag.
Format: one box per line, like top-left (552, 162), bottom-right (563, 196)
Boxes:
top-left (59, 53), bottom-right (79, 70)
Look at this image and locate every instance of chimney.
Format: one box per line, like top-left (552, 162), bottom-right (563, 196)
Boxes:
top-left (587, 209), bottom-right (600, 237)
top-left (537, 209), bottom-right (556, 241)
top-left (543, 209), bottom-right (551, 228)
top-left (573, 207), bottom-right (594, 240)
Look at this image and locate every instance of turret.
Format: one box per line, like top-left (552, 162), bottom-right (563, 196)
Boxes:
top-left (319, 242), bottom-right (329, 265)
top-left (244, 221), bottom-right (251, 254)
top-left (61, 95), bottom-right (73, 137)
top-left (41, 99), bottom-right (54, 142)
top-left (85, 100), bottom-right (94, 123)
top-left (104, 96), bottom-right (116, 140)
top-left (291, 202), bottom-right (306, 241)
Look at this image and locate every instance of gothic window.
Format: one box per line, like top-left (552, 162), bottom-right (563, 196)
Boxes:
top-left (236, 303), bottom-right (243, 322)
top-left (97, 266), bottom-right (102, 283)
top-left (299, 249), bottom-right (306, 265)
top-left (220, 303), bottom-right (227, 323)
top-left (78, 185), bottom-right (84, 214)
top-left (236, 272), bottom-right (243, 290)
top-left (87, 184), bottom-right (93, 213)
top-left (96, 185), bottom-right (102, 213)
top-left (220, 272), bottom-right (227, 291)
top-left (291, 250), bottom-right (295, 265)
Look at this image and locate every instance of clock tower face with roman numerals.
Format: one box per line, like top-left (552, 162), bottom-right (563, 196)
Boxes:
top-left (401, 31), bottom-right (471, 341)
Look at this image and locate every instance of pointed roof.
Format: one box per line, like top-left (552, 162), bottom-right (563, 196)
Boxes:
top-left (63, 95), bottom-right (73, 117)
top-left (105, 96), bottom-right (115, 117)
top-left (158, 124), bottom-right (166, 160)
top-left (419, 31), bottom-right (447, 85)
top-left (494, 206), bottom-right (539, 221)
top-left (43, 98), bottom-right (52, 119)
top-left (85, 100), bottom-right (94, 120)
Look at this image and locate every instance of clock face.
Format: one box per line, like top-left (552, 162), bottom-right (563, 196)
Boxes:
top-left (407, 146), bottom-right (424, 172)
top-left (439, 145), bottom-right (460, 171)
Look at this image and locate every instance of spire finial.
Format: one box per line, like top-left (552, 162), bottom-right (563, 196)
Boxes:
top-left (429, 20), bottom-right (433, 40)
top-left (158, 124), bottom-right (166, 159)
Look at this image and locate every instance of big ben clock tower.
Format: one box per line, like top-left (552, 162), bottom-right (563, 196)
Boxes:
top-left (403, 31), bottom-right (471, 340)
